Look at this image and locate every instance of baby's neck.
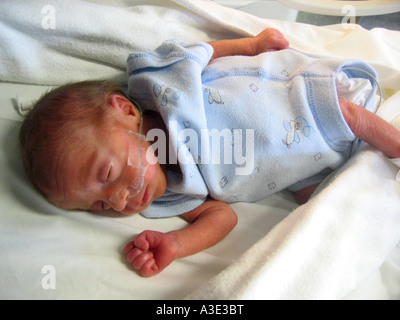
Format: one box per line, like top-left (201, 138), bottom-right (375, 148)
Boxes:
top-left (142, 111), bottom-right (166, 135)
top-left (142, 111), bottom-right (181, 174)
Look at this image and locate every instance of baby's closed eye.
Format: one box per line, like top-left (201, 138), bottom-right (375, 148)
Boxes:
top-left (105, 164), bottom-right (113, 182)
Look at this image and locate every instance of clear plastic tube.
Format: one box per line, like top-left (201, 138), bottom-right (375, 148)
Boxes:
top-left (107, 102), bottom-right (155, 204)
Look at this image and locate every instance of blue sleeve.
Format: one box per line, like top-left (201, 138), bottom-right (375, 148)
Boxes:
top-left (126, 41), bottom-right (213, 112)
top-left (140, 190), bottom-right (206, 219)
top-left (126, 40), bottom-right (214, 118)
top-left (127, 40), bottom-right (213, 72)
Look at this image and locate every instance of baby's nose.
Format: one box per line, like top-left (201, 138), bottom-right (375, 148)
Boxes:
top-left (108, 188), bottom-right (130, 212)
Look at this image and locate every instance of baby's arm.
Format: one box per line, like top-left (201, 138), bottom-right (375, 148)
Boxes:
top-left (295, 98), bottom-right (400, 204)
top-left (208, 28), bottom-right (289, 61)
top-left (124, 199), bottom-right (237, 277)
top-left (339, 97), bottom-right (400, 159)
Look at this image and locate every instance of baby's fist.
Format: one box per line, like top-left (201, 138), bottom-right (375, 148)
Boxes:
top-left (124, 230), bottom-right (179, 277)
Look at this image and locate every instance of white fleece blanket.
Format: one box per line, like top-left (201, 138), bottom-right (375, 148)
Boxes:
top-left (187, 93), bottom-right (400, 299)
top-left (1, 0), bottom-right (400, 299)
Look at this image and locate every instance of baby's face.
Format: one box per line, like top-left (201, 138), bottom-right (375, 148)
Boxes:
top-left (49, 98), bottom-right (167, 214)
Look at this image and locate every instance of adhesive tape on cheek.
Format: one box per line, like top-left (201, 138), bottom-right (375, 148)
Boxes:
top-left (126, 130), bottom-right (149, 198)
top-left (127, 166), bottom-right (149, 199)
top-left (127, 130), bottom-right (146, 169)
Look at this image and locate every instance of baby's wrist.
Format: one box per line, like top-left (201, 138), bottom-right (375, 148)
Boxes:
top-left (247, 37), bottom-right (259, 56)
top-left (165, 231), bottom-right (181, 259)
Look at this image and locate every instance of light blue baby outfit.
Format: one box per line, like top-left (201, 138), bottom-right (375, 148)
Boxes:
top-left (126, 41), bottom-right (378, 218)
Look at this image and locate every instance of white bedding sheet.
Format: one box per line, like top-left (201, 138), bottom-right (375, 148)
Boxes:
top-left (1, 0), bottom-right (400, 300)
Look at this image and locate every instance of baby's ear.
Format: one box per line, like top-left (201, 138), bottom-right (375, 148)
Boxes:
top-left (109, 94), bottom-right (139, 118)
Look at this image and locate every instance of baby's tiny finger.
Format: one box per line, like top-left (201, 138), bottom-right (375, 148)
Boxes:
top-left (123, 241), bottom-right (135, 254)
top-left (134, 233), bottom-right (150, 251)
top-left (141, 258), bottom-right (159, 277)
top-left (126, 248), bottom-right (143, 264)
top-left (133, 252), bottom-right (154, 270)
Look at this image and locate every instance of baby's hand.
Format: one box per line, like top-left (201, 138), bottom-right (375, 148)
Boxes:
top-left (124, 230), bottom-right (179, 277)
top-left (252, 28), bottom-right (289, 54)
